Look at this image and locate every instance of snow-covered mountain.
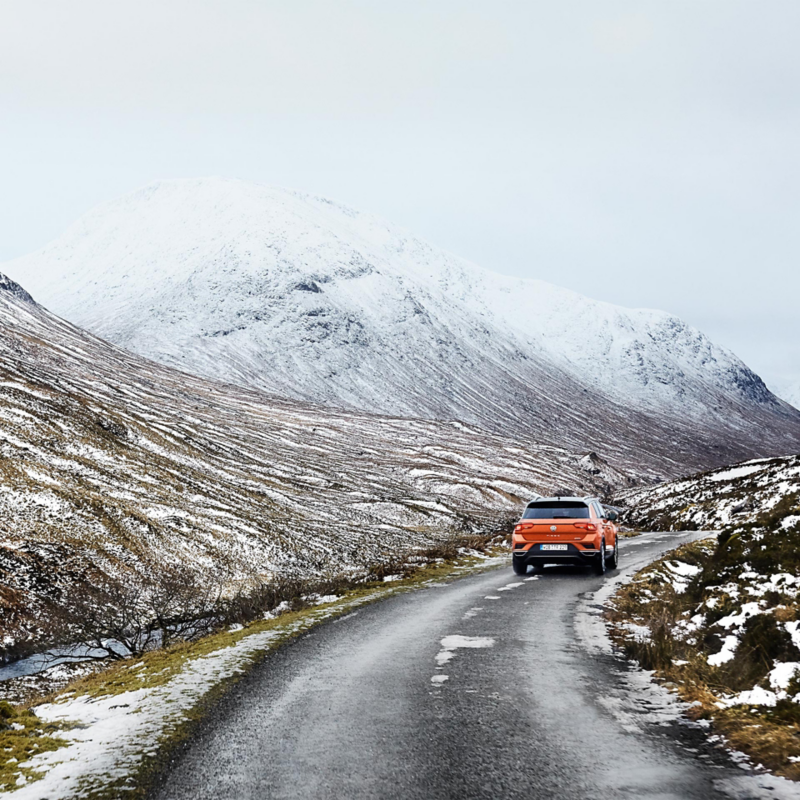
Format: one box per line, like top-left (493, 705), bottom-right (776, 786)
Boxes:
top-left (5, 177), bottom-right (800, 477)
top-left (0, 272), bottom-right (623, 658)
top-left (775, 379), bottom-right (800, 410)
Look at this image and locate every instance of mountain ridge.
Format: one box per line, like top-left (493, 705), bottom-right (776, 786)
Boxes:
top-left (5, 177), bottom-right (800, 477)
top-left (1, 271), bottom-right (629, 657)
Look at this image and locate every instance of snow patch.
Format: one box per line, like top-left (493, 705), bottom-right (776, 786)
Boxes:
top-left (434, 635), bottom-right (495, 667)
top-left (708, 635), bottom-right (740, 667)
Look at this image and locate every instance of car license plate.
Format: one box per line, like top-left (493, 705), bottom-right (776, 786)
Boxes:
top-left (541, 544), bottom-right (568, 551)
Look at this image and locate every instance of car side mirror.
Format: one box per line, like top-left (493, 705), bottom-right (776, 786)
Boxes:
top-left (606, 510), bottom-right (618, 522)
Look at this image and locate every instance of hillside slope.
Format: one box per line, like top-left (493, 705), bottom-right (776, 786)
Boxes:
top-left (615, 453), bottom-right (800, 531)
top-left (5, 177), bottom-right (800, 477)
top-left (610, 458), bottom-right (800, 779)
top-left (0, 274), bottom-right (618, 659)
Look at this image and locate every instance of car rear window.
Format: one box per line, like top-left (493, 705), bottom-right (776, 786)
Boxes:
top-left (522, 501), bottom-right (590, 519)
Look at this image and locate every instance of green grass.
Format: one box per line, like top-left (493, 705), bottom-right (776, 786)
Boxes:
top-left (0, 701), bottom-right (73, 792)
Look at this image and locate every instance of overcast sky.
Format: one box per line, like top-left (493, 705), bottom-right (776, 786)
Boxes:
top-left (1, 1), bottom-right (798, 392)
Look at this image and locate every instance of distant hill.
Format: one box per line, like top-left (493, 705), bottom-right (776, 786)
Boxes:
top-left (775, 379), bottom-right (800, 411)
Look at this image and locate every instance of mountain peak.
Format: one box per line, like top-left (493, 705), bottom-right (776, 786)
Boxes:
top-left (3, 177), bottom-right (800, 476)
top-left (0, 273), bottom-right (34, 305)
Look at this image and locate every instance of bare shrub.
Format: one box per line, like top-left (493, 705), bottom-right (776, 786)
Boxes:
top-left (48, 564), bottom-right (225, 661)
top-left (222, 575), bottom-right (306, 626)
top-left (222, 530), bottom-right (504, 624)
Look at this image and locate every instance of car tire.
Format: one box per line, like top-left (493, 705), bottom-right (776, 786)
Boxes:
top-left (512, 558), bottom-right (528, 576)
top-left (594, 540), bottom-right (607, 575)
top-left (606, 536), bottom-right (619, 569)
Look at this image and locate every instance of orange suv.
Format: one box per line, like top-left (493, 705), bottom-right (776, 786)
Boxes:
top-left (511, 496), bottom-right (619, 576)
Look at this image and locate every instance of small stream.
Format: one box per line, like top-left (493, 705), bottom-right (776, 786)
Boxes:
top-left (0, 642), bottom-right (127, 682)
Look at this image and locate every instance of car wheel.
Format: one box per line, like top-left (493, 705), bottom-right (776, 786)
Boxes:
top-left (512, 558), bottom-right (528, 576)
top-left (594, 540), bottom-right (607, 575)
top-left (606, 536), bottom-right (619, 569)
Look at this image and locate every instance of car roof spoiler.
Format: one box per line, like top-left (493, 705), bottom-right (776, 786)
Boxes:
top-left (526, 495), bottom-right (599, 506)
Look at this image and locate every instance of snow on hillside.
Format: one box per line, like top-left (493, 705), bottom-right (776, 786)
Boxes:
top-left (5, 177), bottom-right (800, 477)
top-left (0, 273), bottom-right (621, 659)
top-left (615, 453), bottom-right (800, 531)
top-left (775, 379), bottom-right (800, 411)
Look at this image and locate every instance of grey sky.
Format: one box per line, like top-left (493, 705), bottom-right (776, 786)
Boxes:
top-left (1, 1), bottom-right (798, 391)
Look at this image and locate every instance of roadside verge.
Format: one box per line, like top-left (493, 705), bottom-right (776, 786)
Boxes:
top-left (0, 543), bottom-right (508, 798)
top-left (606, 523), bottom-right (800, 782)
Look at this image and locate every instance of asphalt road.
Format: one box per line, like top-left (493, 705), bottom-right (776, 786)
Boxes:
top-left (153, 532), bottom-right (782, 800)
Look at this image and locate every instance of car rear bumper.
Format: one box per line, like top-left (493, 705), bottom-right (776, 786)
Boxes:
top-left (513, 542), bottom-right (598, 566)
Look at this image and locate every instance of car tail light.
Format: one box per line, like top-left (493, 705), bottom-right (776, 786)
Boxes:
top-left (573, 523), bottom-right (597, 531)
